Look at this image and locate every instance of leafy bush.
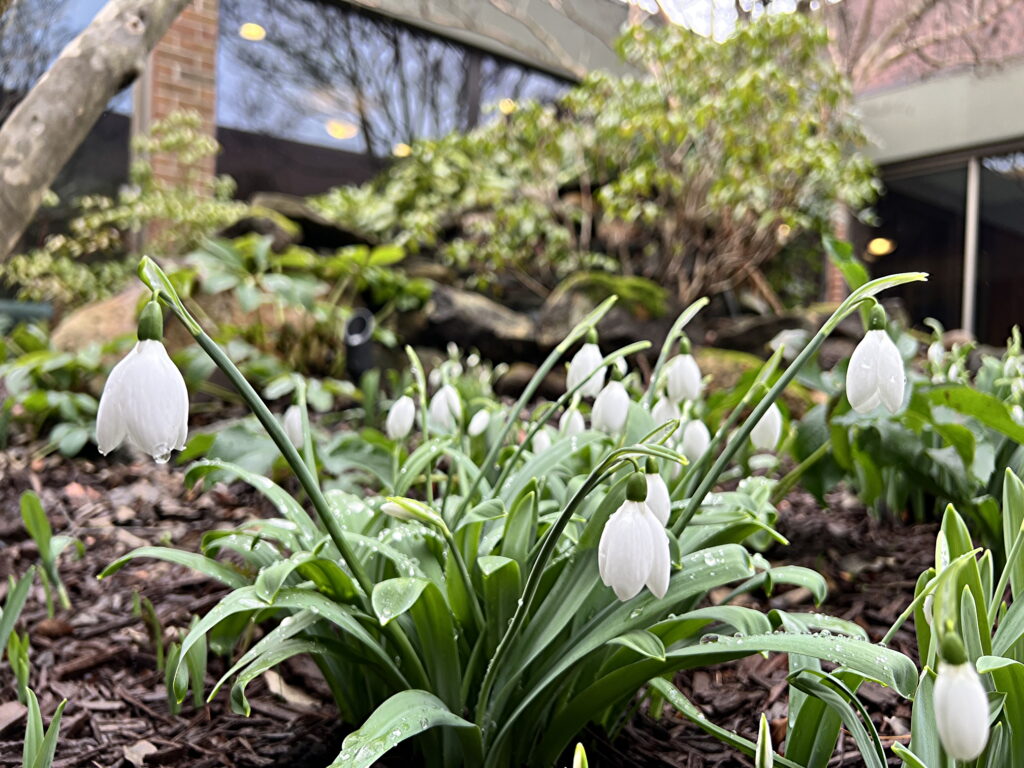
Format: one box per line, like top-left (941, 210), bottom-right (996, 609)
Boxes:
top-left (314, 14), bottom-right (877, 303)
top-left (1, 111), bottom-right (252, 310)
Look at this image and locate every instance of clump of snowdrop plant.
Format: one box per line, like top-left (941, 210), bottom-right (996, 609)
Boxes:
top-left (100, 257), bottom-right (926, 768)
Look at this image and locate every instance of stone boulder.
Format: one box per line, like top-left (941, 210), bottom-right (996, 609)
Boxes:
top-left (418, 284), bottom-right (536, 362)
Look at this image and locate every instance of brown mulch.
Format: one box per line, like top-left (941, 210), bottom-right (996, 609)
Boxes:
top-left (0, 447), bottom-right (935, 768)
top-left (0, 448), bottom-right (344, 768)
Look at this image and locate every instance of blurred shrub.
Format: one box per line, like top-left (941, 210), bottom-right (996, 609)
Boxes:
top-left (314, 14), bottom-right (878, 303)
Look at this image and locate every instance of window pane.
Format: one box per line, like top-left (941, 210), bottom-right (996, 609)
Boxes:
top-left (858, 166), bottom-right (967, 332)
top-left (216, 0), bottom-right (570, 198)
top-left (977, 151), bottom-right (1024, 345)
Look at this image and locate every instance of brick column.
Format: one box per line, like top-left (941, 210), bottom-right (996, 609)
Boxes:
top-left (136, 0), bottom-right (219, 189)
top-left (823, 203), bottom-right (851, 303)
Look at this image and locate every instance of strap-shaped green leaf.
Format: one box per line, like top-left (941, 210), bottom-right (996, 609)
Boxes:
top-left (330, 690), bottom-right (482, 768)
top-left (99, 546), bottom-right (248, 588)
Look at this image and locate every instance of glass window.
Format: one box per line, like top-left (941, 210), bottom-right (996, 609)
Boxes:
top-left (977, 151), bottom-right (1024, 345)
top-left (856, 166), bottom-right (967, 333)
top-left (216, 0), bottom-right (570, 198)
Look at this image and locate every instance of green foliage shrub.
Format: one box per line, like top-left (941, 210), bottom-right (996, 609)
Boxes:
top-left (314, 14), bottom-right (878, 303)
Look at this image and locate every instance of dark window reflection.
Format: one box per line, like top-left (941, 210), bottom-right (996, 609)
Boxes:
top-left (855, 166), bottom-right (967, 332)
top-left (977, 152), bottom-right (1024, 345)
top-left (216, 0), bottom-right (570, 198)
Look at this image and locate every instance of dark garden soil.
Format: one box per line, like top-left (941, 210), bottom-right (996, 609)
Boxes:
top-left (0, 448), bottom-right (935, 768)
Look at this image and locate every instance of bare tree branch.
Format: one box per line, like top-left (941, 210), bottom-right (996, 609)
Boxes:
top-left (0, 0), bottom-right (192, 259)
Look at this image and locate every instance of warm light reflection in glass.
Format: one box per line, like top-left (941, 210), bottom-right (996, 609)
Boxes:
top-left (325, 120), bottom-right (359, 140)
top-left (239, 22), bottom-right (267, 41)
top-left (867, 237), bottom-right (896, 257)
top-left (393, 143), bottom-right (412, 157)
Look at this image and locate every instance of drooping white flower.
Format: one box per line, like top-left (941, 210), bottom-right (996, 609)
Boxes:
top-left (645, 471), bottom-right (671, 526)
top-left (386, 395), bottom-right (416, 440)
top-left (567, 343), bottom-right (606, 399)
top-left (665, 354), bottom-right (702, 403)
top-left (750, 402), bottom-right (782, 451)
top-left (934, 660), bottom-right (990, 760)
top-left (651, 397), bottom-right (681, 437)
top-left (468, 409), bottom-right (491, 437)
top-left (532, 428), bottom-right (552, 453)
top-left (560, 408), bottom-right (585, 436)
top-left (427, 385), bottom-right (462, 433)
top-left (381, 501), bottom-right (416, 521)
top-left (598, 475), bottom-right (670, 601)
top-left (96, 340), bottom-right (189, 464)
top-left (846, 329), bottom-right (906, 414)
top-left (592, 381), bottom-right (630, 434)
top-left (681, 419), bottom-right (711, 460)
top-left (283, 405), bottom-right (303, 448)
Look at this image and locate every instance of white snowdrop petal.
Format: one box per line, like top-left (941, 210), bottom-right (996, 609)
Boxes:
top-left (645, 473), bottom-right (671, 526)
top-left (593, 381), bottom-right (629, 434)
top-left (750, 403), bottom-right (782, 451)
top-left (468, 410), bottom-right (491, 437)
top-left (599, 502), bottom-right (651, 601)
top-left (560, 408), bottom-right (585, 436)
top-left (428, 385), bottom-right (461, 433)
top-left (532, 429), bottom-right (552, 453)
top-left (568, 344), bottom-right (606, 399)
top-left (643, 507), bottom-right (671, 599)
top-left (386, 396), bottom-right (416, 439)
top-left (876, 331), bottom-right (906, 414)
top-left (96, 351), bottom-right (132, 454)
top-left (846, 330), bottom-right (881, 414)
top-left (934, 662), bottom-right (990, 761)
top-left (666, 354), bottom-right (702, 403)
top-left (681, 419), bottom-right (711, 460)
top-left (283, 405), bottom-right (303, 448)
top-left (651, 398), bottom-right (681, 440)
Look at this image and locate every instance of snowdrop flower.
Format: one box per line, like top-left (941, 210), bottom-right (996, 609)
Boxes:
top-left (532, 428), bottom-right (552, 453)
top-left (846, 328), bottom-right (906, 414)
top-left (468, 409), bottom-right (491, 437)
top-left (560, 407), bottom-right (585, 436)
top-left (934, 635), bottom-right (989, 761)
top-left (428, 385), bottom-right (462, 433)
top-left (1012, 405), bottom-right (1024, 426)
top-left (598, 473), bottom-right (670, 601)
top-left (283, 405), bottom-right (303, 448)
top-left (769, 328), bottom-right (810, 362)
top-left (681, 419), bottom-right (711, 460)
top-left (567, 337), bottom-right (606, 399)
top-left (592, 380), bottom-right (630, 434)
top-left (750, 402), bottom-right (782, 451)
top-left (386, 395), bottom-right (416, 440)
top-left (665, 353), bottom-right (702, 403)
top-left (651, 397), bottom-right (681, 435)
top-left (644, 459), bottom-right (670, 526)
top-left (96, 302), bottom-right (188, 464)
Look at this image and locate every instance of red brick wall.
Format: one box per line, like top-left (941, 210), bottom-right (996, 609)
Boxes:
top-left (145, 0), bottom-right (219, 188)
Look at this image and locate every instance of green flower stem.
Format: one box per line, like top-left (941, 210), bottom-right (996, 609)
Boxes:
top-left (476, 443), bottom-right (682, 738)
top-left (294, 376), bottom-right (318, 480)
top-left (139, 258), bottom-right (430, 690)
top-left (454, 297), bottom-right (619, 522)
top-left (404, 346), bottom-right (434, 504)
top-left (769, 440), bottom-right (831, 506)
top-left (670, 270), bottom-right (927, 537)
top-left (442, 526), bottom-right (486, 634)
top-left (641, 296), bottom-right (710, 408)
